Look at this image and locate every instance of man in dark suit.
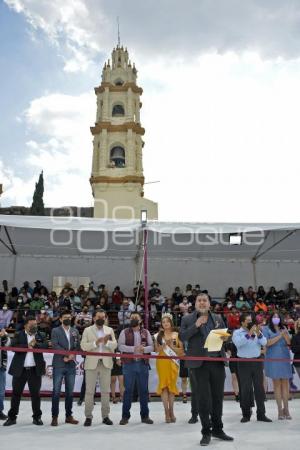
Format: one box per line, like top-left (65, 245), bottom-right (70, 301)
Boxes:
top-left (3, 316), bottom-right (48, 426)
top-left (51, 310), bottom-right (80, 426)
top-left (179, 293), bottom-right (233, 446)
top-left (0, 328), bottom-right (11, 420)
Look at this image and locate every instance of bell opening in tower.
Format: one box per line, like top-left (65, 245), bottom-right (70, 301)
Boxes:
top-left (112, 104), bottom-right (125, 116)
top-left (110, 146), bottom-right (125, 168)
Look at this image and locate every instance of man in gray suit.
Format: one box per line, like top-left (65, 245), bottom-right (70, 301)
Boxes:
top-left (81, 309), bottom-right (117, 426)
top-left (179, 293), bottom-right (233, 446)
top-left (51, 310), bottom-right (80, 426)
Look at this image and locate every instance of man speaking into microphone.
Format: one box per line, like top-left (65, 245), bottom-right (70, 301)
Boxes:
top-left (179, 293), bottom-right (233, 446)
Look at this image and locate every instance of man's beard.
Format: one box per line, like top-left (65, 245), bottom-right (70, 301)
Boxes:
top-left (198, 308), bottom-right (209, 314)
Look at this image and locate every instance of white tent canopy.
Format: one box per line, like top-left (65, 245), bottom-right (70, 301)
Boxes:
top-left (1, 215), bottom-right (300, 296)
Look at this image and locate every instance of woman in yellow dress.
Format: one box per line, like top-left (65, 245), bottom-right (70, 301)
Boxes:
top-left (154, 314), bottom-right (184, 423)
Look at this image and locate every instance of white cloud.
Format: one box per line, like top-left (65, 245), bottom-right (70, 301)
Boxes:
top-left (4, 0), bottom-right (104, 72)
top-left (3, 1), bottom-right (300, 221)
top-left (0, 160), bottom-right (36, 206)
top-left (5, 0), bottom-right (300, 74)
top-left (19, 92), bottom-right (95, 207)
top-left (140, 52), bottom-right (300, 221)
top-left (5, 51), bottom-right (299, 222)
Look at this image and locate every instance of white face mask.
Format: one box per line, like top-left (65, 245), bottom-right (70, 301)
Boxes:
top-left (3, 307), bottom-right (8, 311)
top-left (41, 310), bottom-right (45, 314)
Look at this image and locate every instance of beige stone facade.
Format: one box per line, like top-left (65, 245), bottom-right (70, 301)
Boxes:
top-left (90, 46), bottom-right (158, 219)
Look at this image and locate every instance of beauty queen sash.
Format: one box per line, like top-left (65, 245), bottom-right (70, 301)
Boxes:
top-left (163, 341), bottom-right (180, 367)
top-left (154, 333), bottom-right (179, 367)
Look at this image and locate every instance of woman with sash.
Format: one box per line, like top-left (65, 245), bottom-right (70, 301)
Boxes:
top-left (154, 314), bottom-right (184, 423)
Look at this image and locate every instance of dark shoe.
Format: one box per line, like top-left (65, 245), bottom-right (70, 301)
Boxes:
top-left (33, 417), bottom-right (43, 426)
top-left (51, 417), bottom-right (58, 426)
top-left (200, 435), bottom-right (211, 446)
top-left (77, 399), bottom-right (83, 406)
top-left (65, 416), bottom-right (79, 424)
top-left (212, 431), bottom-right (234, 441)
top-left (3, 418), bottom-right (16, 426)
top-left (241, 416), bottom-right (251, 423)
top-left (235, 394), bottom-right (240, 402)
top-left (141, 417), bottom-right (153, 424)
top-left (257, 415), bottom-right (272, 422)
top-left (103, 417), bottom-right (113, 425)
top-left (188, 415), bottom-right (198, 424)
top-left (84, 418), bottom-right (92, 427)
top-left (182, 395), bottom-right (187, 403)
top-left (119, 417), bottom-right (129, 425)
top-left (0, 412), bottom-right (7, 420)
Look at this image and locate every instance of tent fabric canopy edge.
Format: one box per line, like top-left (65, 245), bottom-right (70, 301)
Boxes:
top-left (1, 215), bottom-right (300, 234)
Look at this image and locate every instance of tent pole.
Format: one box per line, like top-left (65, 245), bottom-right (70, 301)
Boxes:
top-left (143, 229), bottom-right (149, 330)
top-left (134, 237), bottom-right (145, 307)
top-left (12, 254), bottom-right (17, 286)
top-left (254, 230), bottom-right (296, 261)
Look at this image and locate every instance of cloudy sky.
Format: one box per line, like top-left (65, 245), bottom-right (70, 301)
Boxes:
top-left (1, 0), bottom-right (300, 222)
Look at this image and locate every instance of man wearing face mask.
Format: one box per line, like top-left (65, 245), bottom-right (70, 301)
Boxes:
top-left (3, 317), bottom-right (48, 426)
top-left (232, 312), bottom-right (272, 423)
top-left (51, 310), bottom-right (80, 426)
top-left (81, 309), bottom-right (117, 426)
top-left (118, 312), bottom-right (154, 425)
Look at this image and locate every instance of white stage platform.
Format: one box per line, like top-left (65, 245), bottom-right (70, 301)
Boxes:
top-left (1, 399), bottom-right (300, 449)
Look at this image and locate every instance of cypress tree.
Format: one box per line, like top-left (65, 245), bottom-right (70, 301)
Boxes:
top-left (30, 171), bottom-right (45, 215)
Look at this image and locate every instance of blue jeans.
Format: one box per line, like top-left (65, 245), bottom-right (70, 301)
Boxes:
top-left (51, 366), bottom-right (76, 417)
top-left (122, 361), bottom-right (150, 419)
top-left (0, 368), bottom-right (6, 413)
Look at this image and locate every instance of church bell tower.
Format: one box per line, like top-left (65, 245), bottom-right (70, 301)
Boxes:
top-left (90, 45), bottom-right (158, 219)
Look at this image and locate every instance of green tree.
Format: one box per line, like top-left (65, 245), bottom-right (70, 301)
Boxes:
top-left (30, 171), bottom-right (45, 215)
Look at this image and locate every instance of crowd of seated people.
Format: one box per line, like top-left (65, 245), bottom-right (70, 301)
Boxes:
top-left (1, 279), bottom-right (300, 337)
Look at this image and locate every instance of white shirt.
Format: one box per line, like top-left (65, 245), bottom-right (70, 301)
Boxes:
top-left (95, 327), bottom-right (105, 359)
top-left (95, 327), bottom-right (105, 361)
top-left (24, 331), bottom-right (36, 367)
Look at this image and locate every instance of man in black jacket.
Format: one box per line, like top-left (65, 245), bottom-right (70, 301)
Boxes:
top-left (0, 328), bottom-right (11, 420)
top-left (3, 316), bottom-right (48, 426)
top-left (179, 293), bottom-right (233, 446)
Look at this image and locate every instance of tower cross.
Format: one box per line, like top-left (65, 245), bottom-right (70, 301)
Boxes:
top-left (117, 16), bottom-right (121, 47)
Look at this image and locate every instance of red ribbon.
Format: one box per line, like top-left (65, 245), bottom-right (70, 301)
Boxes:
top-left (0, 345), bottom-right (299, 363)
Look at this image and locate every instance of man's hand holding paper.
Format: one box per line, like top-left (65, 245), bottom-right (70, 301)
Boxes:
top-left (204, 329), bottom-right (230, 351)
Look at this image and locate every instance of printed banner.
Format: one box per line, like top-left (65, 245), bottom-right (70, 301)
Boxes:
top-left (5, 352), bottom-right (300, 394)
